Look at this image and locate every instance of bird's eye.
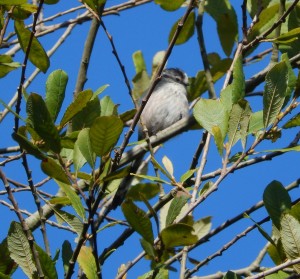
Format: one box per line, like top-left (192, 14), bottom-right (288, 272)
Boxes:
top-left (175, 77), bottom-right (181, 82)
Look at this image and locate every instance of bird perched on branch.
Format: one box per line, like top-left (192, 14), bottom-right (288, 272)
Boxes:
top-left (111, 68), bottom-right (189, 208)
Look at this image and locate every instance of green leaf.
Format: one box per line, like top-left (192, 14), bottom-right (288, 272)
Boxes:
top-left (131, 173), bottom-right (171, 185)
top-left (212, 126), bottom-right (224, 155)
top-left (27, 93), bottom-right (61, 153)
top-left (132, 70), bottom-right (151, 101)
top-left (228, 100), bottom-right (251, 149)
top-left (49, 196), bottom-right (71, 205)
top-left (133, 50), bottom-right (147, 74)
top-left (93, 84), bottom-right (109, 99)
top-left (71, 97), bottom-right (101, 131)
top-left (247, 0), bottom-right (271, 18)
top-left (193, 216), bottom-right (212, 239)
top-left (231, 55), bottom-right (245, 104)
top-left (62, 241), bottom-right (73, 274)
top-left (34, 244), bottom-right (58, 279)
top-left (120, 109), bottom-right (137, 123)
top-left (14, 20), bottom-right (49, 73)
top-left (162, 156), bottom-right (174, 178)
top-left (90, 116), bottom-right (123, 157)
top-left (166, 195), bottom-right (189, 226)
top-left (140, 238), bottom-right (157, 260)
top-left (11, 4), bottom-right (37, 20)
top-left (122, 199), bottom-right (154, 243)
top-left (248, 110), bottom-right (264, 134)
top-left (127, 183), bottom-right (160, 201)
top-left (12, 132), bottom-right (46, 160)
top-left (0, 55), bottom-right (21, 78)
top-left (205, 0), bottom-right (238, 56)
top-left (283, 112), bottom-right (300, 129)
top-left (261, 145), bottom-right (300, 153)
top-left (193, 98), bottom-right (228, 140)
top-left (160, 223), bottom-right (198, 248)
top-left (273, 27), bottom-right (300, 44)
top-left (169, 12), bottom-right (195, 45)
top-left (0, 239), bottom-right (17, 276)
top-left (41, 157), bottom-right (69, 184)
top-left (100, 95), bottom-right (117, 116)
top-left (60, 89), bottom-right (93, 128)
top-left (180, 168), bottom-right (197, 183)
top-left (45, 69), bottom-right (68, 122)
top-left (151, 156), bottom-right (173, 181)
top-left (55, 180), bottom-right (86, 221)
top-left (7, 222), bottom-right (37, 278)
top-left (77, 246), bottom-right (98, 279)
top-left (54, 209), bottom-right (83, 236)
top-left (280, 214), bottom-right (300, 273)
top-left (223, 271), bottom-right (243, 279)
top-left (263, 61), bottom-right (289, 128)
top-left (76, 128), bottom-right (95, 169)
top-left (0, 0), bottom-right (26, 4)
top-left (263, 180), bottom-right (292, 229)
top-left (264, 271), bottom-right (289, 279)
top-left (154, 0), bottom-right (185, 11)
top-left (44, 0), bottom-right (60, 4)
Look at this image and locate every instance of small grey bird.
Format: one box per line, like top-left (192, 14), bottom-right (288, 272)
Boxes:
top-left (112, 68), bottom-right (189, 208)
top-left (140, 68), bottom-right (189, 136)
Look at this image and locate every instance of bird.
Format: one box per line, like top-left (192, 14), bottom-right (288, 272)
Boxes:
top-left (111, 68), bottom-right (189, 209)
top-left (140, 68), bottom-right (189, 137)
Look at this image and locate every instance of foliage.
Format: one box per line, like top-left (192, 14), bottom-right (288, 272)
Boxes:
top-left (0, 0), bottom-right (300, 278)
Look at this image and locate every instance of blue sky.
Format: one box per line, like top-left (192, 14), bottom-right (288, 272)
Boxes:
top-left (1, 0), bottom-right (300, 278)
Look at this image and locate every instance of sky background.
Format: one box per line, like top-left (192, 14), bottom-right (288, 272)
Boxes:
top-left (0, 0), bottom-right (300, 278)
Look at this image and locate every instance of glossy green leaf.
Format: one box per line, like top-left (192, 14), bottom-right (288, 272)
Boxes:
top-left (126, 183), bottom-right (160, 201)
top-left (11, 4), bottom-right (37, 20)
top-left (122, 199), bottom-right (154, 243)
top-left (283, 113), bottom-right (300, 129)
top-left (193, 98), bottom-right (228, 144)
top-left (41, 157), bottom-right (69, 184)
top-left (133, 50), bottom-right (147, 74)
top-left (93, 84), bottom-right (109, 98)
top-left (0, 55), bottom-right (21, 78)
top-left (62, 241), bottom-right (73, 274)
top-left (12, 132), bottom-right (46, 160)
top-left (26, 93), bottom-right (61, 153)
top-left (193, 216), bottom-right (212, 239)
top-left (76, 128), bottom-right (95, 169)
top-left (54, 209), bottom-right (83, 236)
top-left (44, 0), bottom-right (60, 3)
top-left (132, 173), bottom-right (171, 185)
top-left (73, 141), bottom-right (87, 174)
top-left (60, 89), bottom-right (93, 128)
top-left (100, 95), bottom-right (118, 116)
top-left (247, 4), bottom-right (279, 42)
top-left (205, 0), bottom-right (238, 56)
top-left (274, 27), bottom-right (300, 44)
top-left (228, 100), bottom-right (251, 149)
top-left (7, 222), bottom-right (37, 278)
top-left (180, 168), bottom-right (197, 183)
top-left (55, 180), bottom-right (86, 221)
top-left (140, 238), bottom-right (157, 260)
top-left (223, 271), bottom-right (243, 279)
top-left (160, 223), bottom-right (198, 248)
top-left (45, 69), bottom-right (68, 122)
top-left (14, 20), bottom-right (49, 73)
top-left (168, 11), bottom-right (195, 45)
top-left (78, 246), bottom-right (98, 279)
top-left (71, 97), bottom-right (101, 131)
top-left (280, 214), bottom-right (300, 273)
top-left (263, 180), bottom-right (291, 229)
top-left (154, 0), bottom-right (185, 11)
top-left (248, 110), bottom-right (264, 134)
top-left (132, 70), bottom-right (150, 101)
top-left (49, 196), bottom-right (71, 205)
top-left (90, 116), bottom-right (123, 156)
top-left (231, 56), bottom-right (245, 103)
top-left (0, 239), bottom-right (17, 276)
top-left (34, 244), bottom-right (58, 279)
top-left (120, 109), bottom-right (137, 123)
top-left (0, 0), bottom-right (26, 4)
top-left (166, 195), bottom-right (189, 226)
top-left (263, 62), bottom-right (288, 128)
